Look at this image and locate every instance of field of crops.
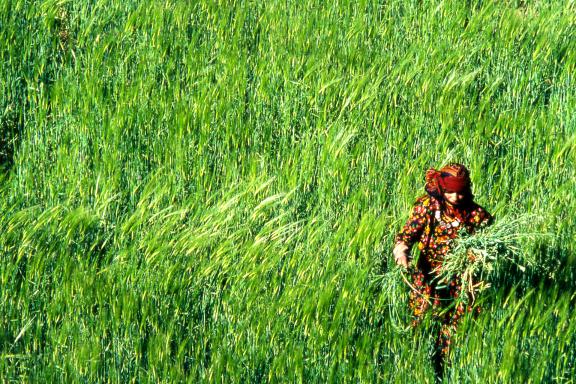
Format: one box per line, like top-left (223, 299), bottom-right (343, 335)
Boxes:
top-left (1, 0), bottom-right (575, 382)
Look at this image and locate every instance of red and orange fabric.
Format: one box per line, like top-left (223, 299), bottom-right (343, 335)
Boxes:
top-left (425, 163), bottom-right (473, 196)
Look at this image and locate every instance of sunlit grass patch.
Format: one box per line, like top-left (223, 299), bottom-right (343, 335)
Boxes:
top-left (0, 0), bottom-right (575, 382)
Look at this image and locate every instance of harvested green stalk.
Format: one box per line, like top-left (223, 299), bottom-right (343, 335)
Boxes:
top-left (434, 215), bottom-right (550, 303)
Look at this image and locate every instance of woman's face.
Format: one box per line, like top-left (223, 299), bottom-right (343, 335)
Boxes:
top-left (443, 191), bottom-right (465, 207)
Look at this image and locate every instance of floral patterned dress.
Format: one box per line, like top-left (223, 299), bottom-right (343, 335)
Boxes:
top-left (395, 194), bottom-right (492, 356)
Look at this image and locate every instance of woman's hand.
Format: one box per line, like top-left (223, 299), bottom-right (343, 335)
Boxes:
top-left (393, 241), bottom-right (410, 269)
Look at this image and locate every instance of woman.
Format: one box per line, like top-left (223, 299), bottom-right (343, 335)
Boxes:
top-left (392, 163), bottom-right (492, 376)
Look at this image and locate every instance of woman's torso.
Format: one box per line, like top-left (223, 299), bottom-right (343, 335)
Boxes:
top-left (414, 195), bottom-right (491, 274)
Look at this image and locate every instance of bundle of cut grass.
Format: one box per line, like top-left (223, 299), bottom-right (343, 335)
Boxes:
top-left (379, 267), bottom-right (413, 333)
top-left (371, 263), bottom-right (415, 334)
top-left (434, 215), bottom-right (550, 304)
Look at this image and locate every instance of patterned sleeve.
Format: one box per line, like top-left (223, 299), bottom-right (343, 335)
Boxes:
top-left (470, 205), bottom-right (493, 230)
top-left (394, 198), bottom-right (431, 248)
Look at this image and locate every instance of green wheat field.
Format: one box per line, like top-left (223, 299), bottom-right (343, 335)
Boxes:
top-left (1, 0), bottom-right (575, 382)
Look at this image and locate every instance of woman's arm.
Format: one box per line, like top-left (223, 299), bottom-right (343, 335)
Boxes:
top-left (470, 205), bottom-right (493, 229)
top-left (393, 197), bottom-right (431, 267)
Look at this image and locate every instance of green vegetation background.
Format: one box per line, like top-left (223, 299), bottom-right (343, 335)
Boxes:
top-left (1, 0), bottom-right (575, 382)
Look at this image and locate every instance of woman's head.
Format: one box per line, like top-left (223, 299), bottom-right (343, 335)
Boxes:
top-left (425, 163), bottom-right (474, 206)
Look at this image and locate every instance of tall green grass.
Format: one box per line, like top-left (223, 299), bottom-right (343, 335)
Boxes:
top-left (1, 0), bottom-right (575, 382)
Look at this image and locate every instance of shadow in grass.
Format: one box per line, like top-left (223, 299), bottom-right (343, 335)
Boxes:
top-left (487, 239), bottom-right (574, 300)
top-left (0, 110), bottom-right (21, 175)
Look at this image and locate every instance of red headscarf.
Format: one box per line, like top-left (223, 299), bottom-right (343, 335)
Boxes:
top-left (425, 163), bottom-right (472, 196)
